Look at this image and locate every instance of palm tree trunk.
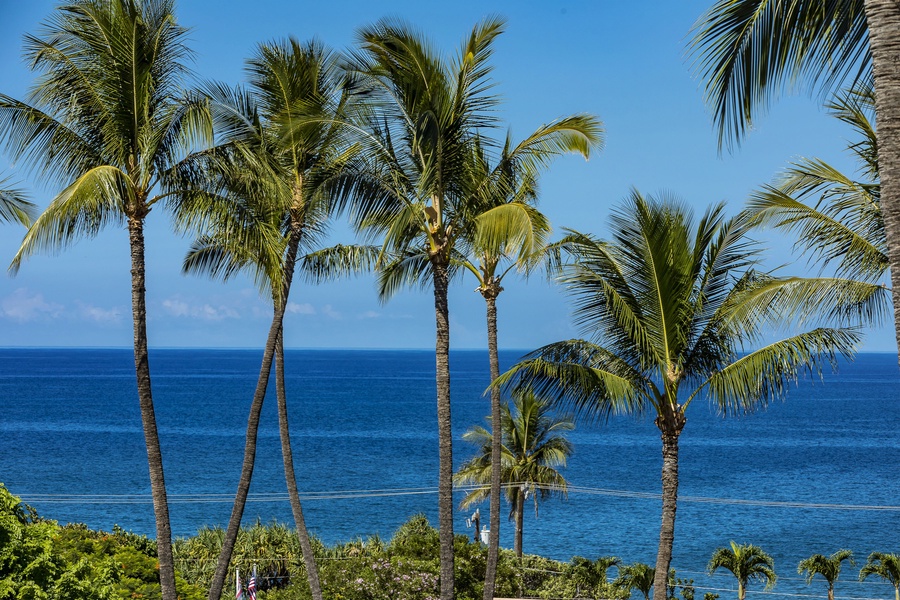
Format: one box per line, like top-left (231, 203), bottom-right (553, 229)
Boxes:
top-left (652, 424), bottom-right (682, 600)
top-left (275, 329), bottom-right (324, 600)
top-left (432, 258), bottom-right (455, 600)
top-left (483, 293), bottom-right (502, 600)
top-left (514, 487), bottom-right (524, 559)
top-left (127, 217), bottom-right (177, 600)
top-left (863, 0), bottom-right (900, 362)
top-left (828, 586), bottom-right (835, 600)
top-left (738, 582), bottom-right (745, 600)
top-left (207, 232), bottom-right (302, 600)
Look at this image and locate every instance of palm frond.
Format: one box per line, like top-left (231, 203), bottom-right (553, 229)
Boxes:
top-left (298, 244), bottom-right (381, 285)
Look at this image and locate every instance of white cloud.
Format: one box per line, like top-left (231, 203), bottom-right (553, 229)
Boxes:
top-left (0, 288), bottom-right (64, 322)
top-left (77, 302), bottom-right (122, 324)
top-left (161, 298), bottom-right (240, 321)
top-left (359, 310), bottom-right (381, 319)
top-left (286, 302), bottom-right (316, 315)
top-left (322, 304), bottom-right (341, 319)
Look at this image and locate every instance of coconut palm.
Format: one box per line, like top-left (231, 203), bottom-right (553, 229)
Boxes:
top-left (377, 121), bottom-right (601, 597)
top-left (0, 178), bottom-right (34, 227)
top-left (178, 37), bottom-right (362, 600)
top-left (798, 550), bottom-right (854, 600)
top-left (0, 2), bottom-right (212, 597)
top-left (454, 389), bottom-right (574, 558)
top-left (616, 562), bottom-right (656, 600)
top-left (746, 80), bottom-right (890, 324)
top-left (496, 192), bottom-right (862, 600)
top-left (859, 552), bottom-right (900, 600)
top-left (688, 0), bottom-right (900, 360)
top-left (708, 542), bottom-right (777, 600)
top-left (342, 19), bottom-right (506, 598)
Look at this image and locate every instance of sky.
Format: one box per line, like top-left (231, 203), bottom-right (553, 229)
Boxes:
top-left (0, 0), bottom-right (894, 351)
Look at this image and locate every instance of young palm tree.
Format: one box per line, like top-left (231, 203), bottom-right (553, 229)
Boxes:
top-left (798, 550), bottom-right (854, 600)
top-left (688, 0), bottom-right (900, 361)
top-left (859, 552), bottom-right (900, 600)
top-left (454, 389), bottom-right (574, 558)
top-left (178, 38), bottom-right (361, 600)
top-left (0, 2), bottom-right (211, 597)
top-left (708, 542), bottom-right (777, 600)
top-left (343, 19), bottom-right (506, 598)
top-left (746, 80), bottom-right (890, 324)
top-left (615, 562), bottom-right (656, 600)
top-left (496, 192), bottom-right (861, 600)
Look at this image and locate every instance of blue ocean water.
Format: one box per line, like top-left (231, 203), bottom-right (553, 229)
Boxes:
top-left (1, 348), bottom-right (899, 599)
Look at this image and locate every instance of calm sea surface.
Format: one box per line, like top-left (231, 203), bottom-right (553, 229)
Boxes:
top-left (1, 348), bottom-right (899, 599)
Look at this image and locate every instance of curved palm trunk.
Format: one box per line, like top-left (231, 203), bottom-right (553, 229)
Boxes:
top-left (863, 0), bottom-right (900, 362)
top-left (274, 330), bottom-right (324, 600)
top-left (207, 232), bottom-right (302, 600)
top-left (828, 585), bottom-right (835, 600)
top-left (432, 258), bottom-right (455, 600)
top-left (652, 415), bottom-right (684, 600)
top-left (483, 293), bottom-right (502, 600)
top-left (128, 217), bottom-right (177, 600)
top-left (513, 486), bottom-right (524, 559)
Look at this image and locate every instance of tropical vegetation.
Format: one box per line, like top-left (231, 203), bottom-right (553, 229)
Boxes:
top-left (798, 550), bottom-right (855, 600)
top-left (859, 552), bottom-right (900, 600)
top-left (689, 0), bottom-right (900, 358)
top-left (0, 1), bottom-right (213, 596)
top-left (615, 562), bottom-right (657, 600)
top-left (454, 389), bottom-right (574, 559)
top-left (707, 542), bottom-right (777, 600)
top-left (496, 192), bottom-right (860, 600)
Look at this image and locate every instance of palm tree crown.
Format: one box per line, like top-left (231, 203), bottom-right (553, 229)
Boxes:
top-left (798, 550), bottom-right (854, 600)
top-left (859, 552), bottom-right (900, 600)
top-left (454, 389), bottom-right (574, 558)
top-left (708, 542), bottom-right (777, 600)
top-left (497, 191), bottom-right (858, 600)
top-left (615, 562), bottom-right (656, 600)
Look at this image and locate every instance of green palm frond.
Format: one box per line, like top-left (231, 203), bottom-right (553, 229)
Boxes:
top-left (376, 248), bottom-right (432, 301)
top-left (474, 202), bottom-right (551, 266)
top-left (496, 340), bottom-right (649, 423)
top-left (708, 542), bottom-right (777, 590)
top-left (689, 0), bottom-right (869, 148)
top-left (859, 553), bottom-right (900, 589)
top-left (798, 550), bottom-right (854, 587)
top-left (699, 328), bottom-right (859, 415)
top-left (0, 178), bottom-right (36, 227)
top-left (298, 244), bottom-right (381, 285)
top-left (10, 165), bottom-right (130, 273)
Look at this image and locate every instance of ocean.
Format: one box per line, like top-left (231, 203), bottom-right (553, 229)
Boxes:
top-left (1, 348), bottom-right (899, 599)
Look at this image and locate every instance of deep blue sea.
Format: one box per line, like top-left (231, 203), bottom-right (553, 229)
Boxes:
top-left (2, 348), bottom-right (899, 599)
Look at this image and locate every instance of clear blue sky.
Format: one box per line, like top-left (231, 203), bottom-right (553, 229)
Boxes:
top-left (1, 0), bottom-right (893, 351)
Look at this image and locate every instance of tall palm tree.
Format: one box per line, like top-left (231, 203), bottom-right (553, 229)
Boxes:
top-left (616, 562), bottom-right (656, 600)
top-left (746, 81), bottom-right (891, 323)
top-left (0, 177), bottom-right (35, 227)
top-left (708, 542), bottom-right (777, 600)
top-left (178, 38), bottom-right (360, 600)
top-left (496, 192), bottom-right (862, 600)
top-left (463, 125), bottom-right (601, 598)
top-left (343, 19), bottom-right (506, 599)
top-left (798, 550), bottom-right (854, 600)
top-left (0, 2), bottom-right (211, 597)
top-left (454, 389), bottom-right (574, 558)
top-left (688, 0), bottom-right (900, 360)
top-left (859, 552), bottom-right (900, 600)
top-left (378, 121), bottom-right (602, 597)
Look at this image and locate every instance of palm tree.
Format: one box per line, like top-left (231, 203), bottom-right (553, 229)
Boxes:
top-left (746, 80), bottom-right (890, 324)
top-left (708, 542), bottom-right (777, 600)
top-left (496, 192), bottom-right (862, 600)
top-left (454, 389), bottom-right (574, 558)
top-left (0, 2), bottom-right (211, 597)
top-left (688, 0), bottom-right (900, 361)
top-left (859, 552), bottom-right (900, 600)
top-left (462, 125), bottom-right (601, 598)
top-left (343, 19), bottom-right (506, 599)
top-left (178, 38), bottom-right (360, 600)
top-left (0, 177), bottom-right (35, 227)
top-left (616, 562), bottom-right (656, 600)
top-left (798, 550), bottom-right (854, 600)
